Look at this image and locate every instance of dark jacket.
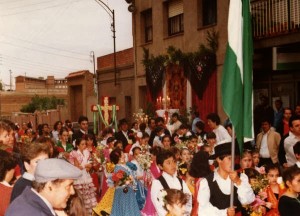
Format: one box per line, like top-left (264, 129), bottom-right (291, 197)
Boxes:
top-left (10, 176), bottom-right (32, 203)
top-left (6, 187), bottom-right (54, 216)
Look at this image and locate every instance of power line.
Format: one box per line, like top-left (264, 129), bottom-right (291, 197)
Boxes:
top-left (6, 0), bottom-right (61, 10)
top-left (2, 34), bottom-right (88, 57)
top-left (1, 54), bottom-right (81, 70)
top-left (0, 41), bottom-right (89, 62)
top-left (0, 1), bottom-right (78, 17)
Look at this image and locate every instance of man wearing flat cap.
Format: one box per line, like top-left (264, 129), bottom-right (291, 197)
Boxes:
top-left (6, 158), bottom-right (82, 216)
top-left (197, 142), bottom-right (255, 216)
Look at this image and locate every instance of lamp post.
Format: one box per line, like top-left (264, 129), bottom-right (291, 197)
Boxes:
top-left (94, 0), bottom-right (117, 86)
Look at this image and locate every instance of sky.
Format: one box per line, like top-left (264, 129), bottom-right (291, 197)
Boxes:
top-left (0, 0), bottom-right (133, 89)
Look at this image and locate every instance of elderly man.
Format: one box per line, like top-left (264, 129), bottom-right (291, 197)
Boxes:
top-left (6, 158), bottom-right (82, 216)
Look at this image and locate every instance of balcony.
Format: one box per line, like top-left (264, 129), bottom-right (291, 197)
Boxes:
top-left (251, 0), bottom-right (300, 39)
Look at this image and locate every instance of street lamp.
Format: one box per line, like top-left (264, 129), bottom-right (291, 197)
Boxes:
top-left (94, 0), bottom-right (117, 86)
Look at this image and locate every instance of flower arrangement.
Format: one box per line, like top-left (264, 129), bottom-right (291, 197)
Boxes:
top-left (111, 169), bottom-right (134, 193)
top-left (137, 152), bottom-right (152, 171)
top-left (244, 174), bottom-right (269, 216)
top-left (94, 145), bottom-right (106, 164)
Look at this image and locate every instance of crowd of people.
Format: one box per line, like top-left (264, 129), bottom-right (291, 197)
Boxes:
top-left (0, 103), bottom-right (300, 216)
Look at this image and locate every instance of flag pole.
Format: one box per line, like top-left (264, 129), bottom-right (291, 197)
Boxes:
top-left (230, 127), bottom-right (235, 207)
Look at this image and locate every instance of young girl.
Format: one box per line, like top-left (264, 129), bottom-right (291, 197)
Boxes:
top-left (162, 135), bottom-right (172, 150)
top-left (189, 151), bottom-right (212, 215)
top-left (238, 150), bottom-right (253, 171)
top-left (163, 189), bottom-right (189, 216)
top-left (68, 138), bottom-right (97, 214)
top-left (178, 148), bottom-right (191, 180)
top-left (110, 148), bottom-right (140, 216)
top-left (141, 146), bottom-right (163, 216)
top-left (56, 127), bottom-right (73, 159)
top-left (278, 166), bottom-right (300, 216)
top-left (265, 164), bottom-right (286, 216)
top-left (86, 134), bottom-right (101, 199)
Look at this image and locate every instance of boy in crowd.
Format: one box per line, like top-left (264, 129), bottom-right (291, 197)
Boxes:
top-left (10, 141), bottom-right (50, 202)
top-left (151, 150), bottom-right (192, 216)
top-left (197, 142), bottom-right (255, 216)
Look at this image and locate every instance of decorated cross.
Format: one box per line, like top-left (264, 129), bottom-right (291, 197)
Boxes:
top-left (91, 96), bottom-right (119, 132)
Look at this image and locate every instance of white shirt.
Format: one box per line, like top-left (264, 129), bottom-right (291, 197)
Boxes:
top-left (213, 125), bottom-right (232, 145)
top-left (259, 131), bottom-right (270, 158)
top-left (284, 132), bottom-right (300, 166)
top-left (197, 169), bottom-right (255, 216)
top-left (151, 172), bottom-right (192, 216)
top-left (153, 136), bottom-right (163, 148)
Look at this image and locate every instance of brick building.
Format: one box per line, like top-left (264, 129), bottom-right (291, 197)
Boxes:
top-left (66, 70), bottom-right (97, 122)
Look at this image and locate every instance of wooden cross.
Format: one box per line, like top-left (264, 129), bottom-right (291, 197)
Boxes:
top-left (91, 96), bottom-right (119, 124)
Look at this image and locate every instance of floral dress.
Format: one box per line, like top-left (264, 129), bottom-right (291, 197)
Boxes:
top-left (110, 164), bottom-right (140, 216)
top-left (69, 149), bottom-right (97, 214)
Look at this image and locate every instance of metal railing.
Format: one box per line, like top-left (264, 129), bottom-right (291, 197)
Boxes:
top-left (251, 0), bottom-right (300, 39)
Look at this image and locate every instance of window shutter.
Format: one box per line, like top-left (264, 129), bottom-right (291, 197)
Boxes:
top-left (168, 0), bottom-right (183, 18)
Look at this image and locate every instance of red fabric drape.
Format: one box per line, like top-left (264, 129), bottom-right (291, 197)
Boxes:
top-left (192, 70), bottom-right (217, 127)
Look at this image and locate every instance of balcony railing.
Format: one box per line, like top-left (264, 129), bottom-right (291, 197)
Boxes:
top-left (251, 0), bottom-right (300, 39)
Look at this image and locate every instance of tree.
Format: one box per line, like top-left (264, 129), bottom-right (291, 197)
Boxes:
top-left (20, 95), bottom-right (65, 113)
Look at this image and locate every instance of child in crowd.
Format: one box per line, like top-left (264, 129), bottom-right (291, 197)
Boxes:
top-left (131, 146), bottom-right (147, 210)
top-left (162, 135), bottom-right (172, 150)
top-left (0, 150), bottom-right (17, 216)
top-left (186, 135), bottom-right (198, 155)
top-left (205, 132), bottom-right (217, 155)
top-left (68, 137), bottom-right (97, 214)
top-left (278, 165), bottom-right (300, 216)
top-left (151, 150), bottom-right (192, 216)
top-left (189, 151), bottom-right (212, 215)
top-left (265, 164), bottom-right (286, 216)
top-left (110, 148), bottom-right (140, 216)
top-left (170, 146), bottom-right (181, 163)
top-left (198, 142), bottom-right (255, 216)
top-left (10, 141), bottom-right (50, 202)
top-left (178, 148), bottom-right (191, 180)
top-left (153, 127), bottom-right (165, 148)
top-left (56, 127), bottom-right (73, 159)
top-left (162, 189), bottom-right (189, 216)
top-left (238, 150), bottom-right (253, 171)
top-left (252, 149), bottom-right (266, 174)
top-left (141, 146), bottom-right (163, 216)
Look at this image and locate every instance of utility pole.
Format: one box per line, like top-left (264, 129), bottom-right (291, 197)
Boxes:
top-left (9, 69), bottom-right (12, 91)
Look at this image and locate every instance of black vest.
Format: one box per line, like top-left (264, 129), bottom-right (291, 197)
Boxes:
top-left (206, 172), bottom-right (242, 212)
top-left (157, 175), bottom-right (183, 191)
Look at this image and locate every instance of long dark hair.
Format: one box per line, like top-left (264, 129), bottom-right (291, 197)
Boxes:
top-left (189, 151), bottom-right (211, 178)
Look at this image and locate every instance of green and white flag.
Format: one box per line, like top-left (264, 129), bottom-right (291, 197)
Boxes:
top-left (221, 0), bottom-right (254, 151)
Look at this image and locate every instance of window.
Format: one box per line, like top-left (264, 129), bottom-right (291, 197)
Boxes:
top-left (143, 9), bottom-right (153, 42)
top-left (202, 0), bottom-right (217, 26)
top-left (168, 0), bottom-right (184, 35)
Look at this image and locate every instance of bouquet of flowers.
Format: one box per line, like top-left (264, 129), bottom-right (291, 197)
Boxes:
top-left (111, 169), bottom-right (134, 193)
top-left (136, 152), bottom-right (152, 171)
top-left (94, 145), bottom-right (106, 164)
top-left (244, 174), bottom-right (269, 216)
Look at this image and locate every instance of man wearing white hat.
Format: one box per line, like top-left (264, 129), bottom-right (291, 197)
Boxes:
top-left (6, 158), bottom-right (82, 216)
